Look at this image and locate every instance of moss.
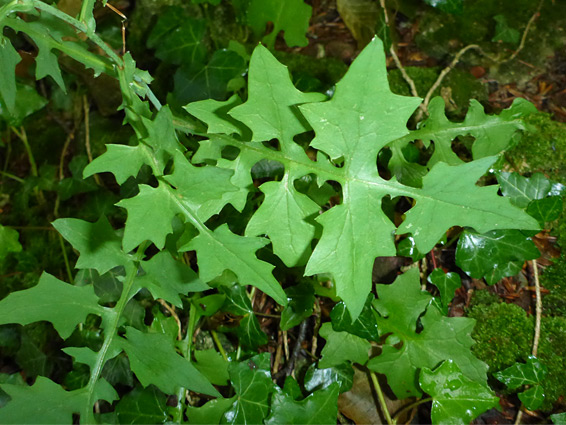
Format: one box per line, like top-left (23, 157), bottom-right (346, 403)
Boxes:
top-left (506, 111), bottom-right (566, 184)
top-left (469, 300), bottom-right (566, 409)
top-left (388, 66), bottom-right (487, 116)
top-left (468, 289), bottom-right (501, 310)
top-left (542, 254), bottom-right (566, 317)
top-left (469, 302), bottom-right (533, 372)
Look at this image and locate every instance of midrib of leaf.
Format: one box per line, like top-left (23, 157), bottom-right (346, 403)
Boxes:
top-left (82, 243), bottom-right (147, 421)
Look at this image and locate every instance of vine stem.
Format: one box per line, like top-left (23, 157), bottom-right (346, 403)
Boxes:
top-left (369, 371), bottom-right (394, 425)
top-left (391, 397), bottom-right (432, 424)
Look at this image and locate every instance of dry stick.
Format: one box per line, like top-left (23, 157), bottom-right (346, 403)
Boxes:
top-left (157, 299), bottom-right (183, 341)
top-left (274, 319), bottom-right (309, 379)
top-left (502, 0), bottom-right (544, 64)
top-left (515, 259), bottom-right (543, 425)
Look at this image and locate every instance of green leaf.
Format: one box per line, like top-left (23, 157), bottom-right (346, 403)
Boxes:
top-left (246, 0), bottom-right (312, 48)
top-left (173, 49), bottom-right (246, 104)
top-left (494, 356), bottom-right (548, 410)
top-left (52, 216), bottom-right (132, 275)
top-left (187, 397), bottom-right (235, 425)
top-left (280, 280), bottom-right (315, 331)
top-left (455, 229), bottom-right (540, 285)
top-left (135, 251), bottom-right (209, 307)
top-left (115, 386), bottom-right (168, 425)
top-left (184, 94), bottom-right (245, 136)
top-left (552, 412), bottom-right (566, 425)
top-left (194, 349), bottom-right (230, 386)
top-left (0, 225), bottom-right (22, 257)
top-left (147, 9), bottom-right (206, 66)
top-left (420, 360), bottom-right (499, 425)
top-left (186, 224), bottom-right (287, 306)
top-left (368, 268), bottom-right (489, 398)
top-left (492, 15), bottom-right (520, 44)
top-left (497, 171), bottom-right (555, 208)
top-left (318, 322), bottom-right (371, 368)
top-left (119, 327), bottom-right (220, 397)
top-left (527, 196), bottom-right (563, 225)
top-left (304, 363), bottom-right (354, 394)
top-left (0, 376), bottom-right (86, 424)
top-left (0, 83), bottom-right (48, 126)
top-left (220, 283), bottom-right (267, 350)
top-left (0, 273), bottom-right (105, 339)
top-left (265, 383), bottom-right (340, 425)
top-left (246, 175), bottom-right (320, 267)
top-left (329, 295), bottom-right (379, 341)
top-left (428, 268), bottom-right (461, 314)
top-left (83, 144), bottom-right (149, 185)
top-left (222, 353), bottom-right (276, 424)
top-left (0, 35), bottom-right (21, 113)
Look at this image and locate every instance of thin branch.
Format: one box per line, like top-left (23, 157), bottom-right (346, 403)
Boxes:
top-left (531, 259), bottom-right (542, 356)
top-left (157, 299), bottom-right (183, 341)
top-left (369, 370), bottom-right (394, 425)
top-left (502, 0), bottom-right (544, 64)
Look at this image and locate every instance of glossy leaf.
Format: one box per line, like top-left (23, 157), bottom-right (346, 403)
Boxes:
top-left (368, 268), bottom-right (489, 398)
top-left (527, 196), bottom-right (563, 225)
top-left (428, 268), bottom-right (461, 314)
top-left (304, 363), bottom-right (354, 393)
top-left (494, 356), bottom-right (547, 410)
top-left (222, 353), bottom-right (276, 424)
top-left (246, 0), bottom-right (312, 48)
top-left (329, 295), bottom-right (379, 341)
top-left (265, 384), bottom-right (340, 425)
top-left (496, 171), bottom-right (559, 208)
top-left (455, 229), bottom-right (540, 285)
top-left (115, 386), bottom-right (168, 425)
top-left (318, 323), bottom-right (371, 368)
top-left (420, 360), bottom-right (499, 425)
top-left (280, 280), bottom-right (315, 331)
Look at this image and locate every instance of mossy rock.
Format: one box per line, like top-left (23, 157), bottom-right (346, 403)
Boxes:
top-left (469, 300), bottom-right (566, 409)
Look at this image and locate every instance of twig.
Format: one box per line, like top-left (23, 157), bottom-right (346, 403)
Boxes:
top-left (531, 259), bottom-right (542, 356)
top-left (311, 298), bottom-right (322, 357)
top-left (501, 0), bottom-right (544, 64)
top-left (392, 397), bottom-right (432, 425)
top-left (157, 299), bottom-right (182, 341)
top-left (274, 319), bottom-right (309, 379)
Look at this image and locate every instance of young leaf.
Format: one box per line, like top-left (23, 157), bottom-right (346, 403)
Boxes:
top-left (222, 353), bottom-right (276, 424)
top-left (304, 363), bottom-right (354, 394)
top-left (455, 229), bottom-right (540, 284)
top-left (184, 94), bottom-right (244, 136)
top-left (119, 327), bottom-right (220, 397)
top-left (83, 144), bottom-right (150, 185)
top-left (0, 224), bottom-right (22, 257)
top-left (0, 273), bottom-right (106, 339)
top-left (368, 268), bottom-right (489, 398)
top-left (492, 15), bottom-right (520, 44)
top-left (264, 383), bottom-right (340, 425)
top-left (280, 280), bottom-right (315, 331)
top-left (245, 0), bottom-right (312, 48)
top-left (427, 268), bottom-right (461, 314)
top-left (318, 323), bottom-right (371, 369)
top-left (420, 360), bottom-right (499, 425)
top-left (52, 216), bottom-right (132, 275)
top-left (494, 356), bottom-right (548, 410)
top-left (329, 295), bottom-right (380, 341)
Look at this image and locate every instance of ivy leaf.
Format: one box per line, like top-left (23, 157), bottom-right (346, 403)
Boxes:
top-left (135, 251), bottom-right (209, 307)
top-left (0, 376), bottom-right (86, 424)
top-left (147, 9), bottom-right (206, 66)
top-left (0, 224), bottom-right (22, 257)
top-left (492, 15), bottom-right (520, 44)
top-left (304, 363), bottom-right (354, 394)
top-left (115, 386), bottom-right (168, 425)
top-left (220, 283), bottom-right (268, 350)
top-left (552, 412), bottom-right (566, 425)
top-left (497, 172), bottom-right (554, 208)
top-left (119, 327), bottom-right (220, 397)
top-left (455, 229), bottom-right (540, 285)
top-left (246, 0), bottom-right (312, 48)
top-left (186, 224), bottom-right (287, 306)
top-left (0, 35), bottom-right (21, 113)
top-left (420, 360), bottom-right (499, 425)
top-left (368, 268), bottom-right (489, 398)
top-left (318, 323), bottom-right (371, 368)
top-left (52, 216), bottom-right (132, 275)
top-left (329, 295), bottom-right (379, 341)
top-left (280, 280), bottom-right (315, 331)
top-left (428, 268), bottom-right (461, 314)
top-left (265, 383), bottom-right (340, 425)
top-left (222, 353), bottom-right (276, 424)
top-left (494, 356), bottom-right (548, 410)
top-left (527, 196), bottom-right (563, 225)
top-left (0, 273), bottom-right (106, 339)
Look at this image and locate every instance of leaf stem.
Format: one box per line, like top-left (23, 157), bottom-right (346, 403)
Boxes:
top-left (531, 259), bottom-right (542, 357)
top-left (391, 397), bottom-right (432, 424)
top-left (58, 233), bottom-right (74, 285)
top-left (369, 371), bottom-right (394, 425)
top-left (211, 329), bottom-right (228, 361)
top-left (0, 170), bottom-right (24, 183)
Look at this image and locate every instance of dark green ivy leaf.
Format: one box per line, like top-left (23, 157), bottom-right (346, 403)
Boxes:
top-left (280, 281), bottom-right (315, 331)
top-left (304, 363), bottom-right (354, 394)
top-left (115, 386), bottom-right (168, 425)
top-left (329, 294), bottom-right (379, 341)
top-left (427, 268), bottom-right (461, 314)
top-left (494, 356), bottom-right (548, 410)
top-left (455, 229), bottom-right (540, 285)
top-left (264, 383), bottom-right (340, 425)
